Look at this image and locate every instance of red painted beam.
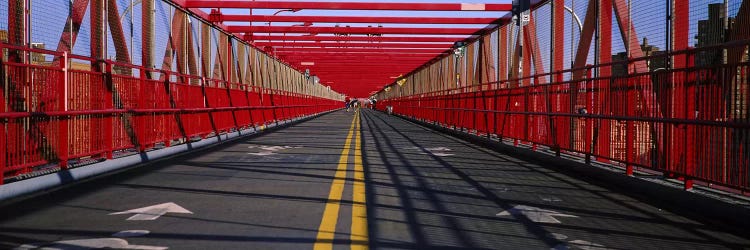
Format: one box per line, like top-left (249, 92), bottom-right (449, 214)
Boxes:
top-left (318, 74), bottom-right (401, 77)
top-left (184, 1), bottom-right (511, 11)
top-left (290, 63), bottom-right (428, 66)
top-left (286, 61), bottom-right (433, 66)
top-left (313, 73), bottom-right (415, 76)
top-left (304, 71), bottom-right (414, 75)
top-left (256, 42), bottom-right (452, 49)
top-left (283, 57), bottom-right (434, 62)
top-left (220, 14), bottom-right (504, 24)
top-left (302, 61), bottom-right (423, 65)
top-left (302, 62), bottom-right (421, 65)
top-left (293, 62), bottom-right (421, 66)
top-left (275, 48), bottom-right (448, 54)
top-left (312, 71), bottom-right (417, 74)
top-left (305, 65), bottom-right (421, 69)
top-left (228, 26), bottom-right (481, 35)
top-left (286, 61), bottom-right (432, 67)
top-left (276, 51), bottom-right (444, 56)
top-left (249, 35), bottom-right (466, 43)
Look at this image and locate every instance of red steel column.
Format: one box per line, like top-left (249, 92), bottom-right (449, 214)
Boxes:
top-left (597, 0), bottom-right (612, 162)
top-left (91, 0), bottom-right (104, 62)
top-left (142, 0), bottom-right (154, 72)
top-left (104, 61), bottom-right (115, 159)
top-left (7, 0), bottom-right (25, 61)
top-left (106, 0), bottom-right (131, 63)
top-left (552, 0), bottom-right (565, 155)
top-left (4, 0), bottom-right (25, 181)
top-left (139, 0), bottom-right (153, 151)
top-left (498, 25), bottom-right (507, 85)
top-left (672, 0), bottom-right (692, 190)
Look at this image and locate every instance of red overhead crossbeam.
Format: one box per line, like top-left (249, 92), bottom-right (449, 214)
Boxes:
top-left (249, 35), bottom-right (468, 43)
top-left (274, 47), bottom-right (449, 53)
top-left (309, 65), bottom-right (420, 68)
top-left (282, 56), bottom-right (437, 61)
top-left (184, 1), bottom-right (511, 11)
top-left (299, 60), bottom-right (425, 64)
top-left (173, 0), bottom-right (508, 97)
top-left (229, 26), bottom-right (481, 35)
top-left (274, 51), bottom-right (448, 56)
top-left (302, 63), bottom-right (423, 68)
top-left (255, 42), bottom-right (452, 49)
top-left (219, 15), bottom-right (504, 24)
top-left (310, 71), bottom-right (419, 74)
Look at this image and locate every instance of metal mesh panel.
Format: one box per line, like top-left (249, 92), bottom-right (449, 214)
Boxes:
top-left (189, 15), bottom-right (201, 78)
top-left (130, 0), bottom-right (142, 66)
top-left (210, 27), bottom-right (221, 79)
top-left (534, 2), bottom-right (552, 83)
top-left (30, 0), bottom-right (67, 64)
top-left (561, 0), bottom-right (579, 79)
top-left (631, 0), bottom-right (668, 62)
top-left (152, 0), bottom-right (169, 72)
top-left (508, 23), bottom-right (518, 81)
top-left (611, 7), bottom-right (626, 63)
top-left (490, 29), bottom-right (498, 82)
top-left (0, 1), bottom-right (7, 43)
top-left (567, 0), bottom-right (595, 70)
top-left (106, 0), bottom-right (136, 65)
top-left (70, 3), bottom-right (91, 57)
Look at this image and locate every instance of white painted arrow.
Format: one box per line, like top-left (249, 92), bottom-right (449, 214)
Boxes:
top-left (496, 205), bottom-right (578, 224)
top-left (553, 239), bottom-right (609, 250)
top-left (248, 145), bottom-right (303, 156)
top-left (110, 202), bottom-right (192, 221)
top-left (16, 238), bottom-right (167, 250)
top-left (248, 151), bottom-right (277, 156)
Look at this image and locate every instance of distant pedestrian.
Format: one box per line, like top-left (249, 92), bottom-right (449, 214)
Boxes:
top-left (349, 98), bottom-right (359, 111)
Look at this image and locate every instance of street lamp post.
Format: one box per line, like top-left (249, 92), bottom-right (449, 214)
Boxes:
top-left (288, 22), bottom-right (312, 49)
top-left (563, 5), bottom-right (583, 68)
top-left (267, 9), bottom-right (301, 55)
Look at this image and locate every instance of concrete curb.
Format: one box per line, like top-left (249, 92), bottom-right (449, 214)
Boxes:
top-left (0, 110), bottom-right (339, 203)
top-left (393, 113), bottom-right (750, 235)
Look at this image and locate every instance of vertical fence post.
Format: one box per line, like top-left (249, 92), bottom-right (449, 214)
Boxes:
top-left (1, 48), bottom-right (6, 185)
top-left (104, 61), bottom-right (114, 159)
top-left (163, 71), bottom-right (172, 147)
top-left (0, 117), bottom-right (4, 184)
top-left (626, 119), bottom-right (634, 176)
top-left (138, 68), bottom-right (147, 152)
top-left (585, 67), bottom-right (593, 165)
top-left (671, 0), bottom-right (693, 191)
top-left (58, 52), bottom-right (69, 170)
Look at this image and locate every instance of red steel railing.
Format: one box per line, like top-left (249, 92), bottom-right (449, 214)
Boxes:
top-left (0, 44), bottom-right (340, 184)
top-left (380, 41), bottom-right (750, 194)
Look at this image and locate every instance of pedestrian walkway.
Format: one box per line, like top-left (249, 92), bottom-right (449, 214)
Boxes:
top-left (1, 109), bottom-right (749, 249)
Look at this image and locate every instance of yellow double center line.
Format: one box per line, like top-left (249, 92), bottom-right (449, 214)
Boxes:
top-left (314, 110), bottom-right (369, 250)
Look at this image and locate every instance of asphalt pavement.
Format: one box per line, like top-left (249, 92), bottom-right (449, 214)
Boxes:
top-left (0, 109), bottom-right (749, 249)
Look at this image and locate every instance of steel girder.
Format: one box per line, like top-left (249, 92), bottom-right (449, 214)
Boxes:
top-left (228, 26), bottom-right (483, 35)
top-left (254, 42), bottom-right (452, 49)
top-left (172, 0), bottom-right (508, 96)
top-left (184, 1), bottom-right (511, 11)
top-left (249, 36), bottom-right (468, 43)
top-left (218, 15), bottom-right (503, 24)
